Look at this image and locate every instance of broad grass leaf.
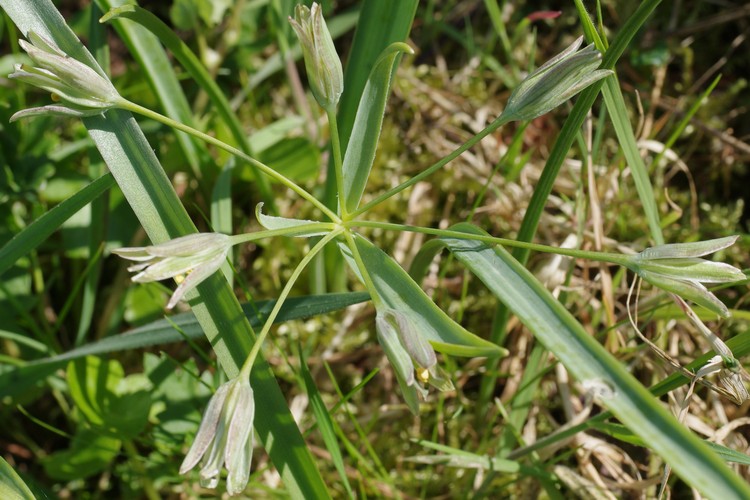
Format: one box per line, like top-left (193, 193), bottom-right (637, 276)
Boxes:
top-left (339, 235), bottom-right (505, 358)
top-left (341, 42), bottom-right (413, 213)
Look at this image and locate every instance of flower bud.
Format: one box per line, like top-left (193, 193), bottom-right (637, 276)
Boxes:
top-left (9, 31), bottom-right (123, 121)
top-left (629, 236), bottom-right (745, 318)
top-left (503, 36), bottom-right (612, 121)
top-left (289, 2), bottom-right (344, 110)
top-left (376, 309), bottom-right (454, 414)
top-left (180, 376), bottom-right (255, 495)
top-left (113, 233), bottom-right (233, 309)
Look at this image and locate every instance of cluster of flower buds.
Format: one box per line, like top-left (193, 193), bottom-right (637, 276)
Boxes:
top-left (179, 376), bottom-right (256, 495)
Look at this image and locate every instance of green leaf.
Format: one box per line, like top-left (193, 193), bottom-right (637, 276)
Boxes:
top-left (299, 349), bottom-right (354, 499)
top-left (42, 429), bottom-right (120, 481)
top-left (438, 223), bottom-right (750, 498)
top-left (0, 293), bottom-right (369, 399)
top-left (574, 0), bottom-right (663, 244)
top-left (341, 42), bottom-right (413, 213)
top-left (339, 235), bottom-right (505, 358)
top-left (255, 203), bottom-right (330, 237)
top-left (0, 455), bottom-right (35, 500)
top-left (0, 173), bottom-right (114, 278)
top-left (67, 356), bottom-right (124, 427)
top-left (67, 357), bottom-right (151, 439)
top-left (409, 439), bottom-right (520, 473)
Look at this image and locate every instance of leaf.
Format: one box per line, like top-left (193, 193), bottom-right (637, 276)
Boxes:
top-left (0, 292), bottom-right (369, 399)
top-left (338, 235), bottom-right (505, 358)
top-left (437, 222), bottom-right (750, 497)
top-left (66, 357), bottom-right (151, 439)
top-left (67, 357), bottom-right (124, 428)
top-left (42, 429), bottom-right (120, 481)
top-left (299, 349), bottom-right (354, 498)
top-left (255, 203), bottom-right (330, 237)
top-left (0, 455), bottom-right (35, 500)
top-left (0, 173), bottom-right (114, 278)
top-left (341, 42), bottom-right (413, 213)
top-left (408, 440), bottom-right (520, 473)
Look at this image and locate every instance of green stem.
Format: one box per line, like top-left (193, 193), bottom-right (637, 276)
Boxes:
top-left (350, 113), bottom-right (513, 218)
top-left (327, 107), bottom-right (347, 219)
top-left (341, 230), bottom-right (384, 308)
top-left (118, 99), bottom-right (341, 224)
top-left (228, 223), bottom-right (337, 245)
top-left (349, 220), bottom-right (633, 266)
top-left (239, 228), bottom-right (343, 378)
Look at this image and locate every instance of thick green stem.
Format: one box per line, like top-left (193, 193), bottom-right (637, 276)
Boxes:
top-left (350, 114), bottom-right (512, 218)
top-left (239, 229), bottom-right (343, 378)
top-left (349, 220), bottom-right (633, 266)
top-left (119, 99), bottom-right (341, 224)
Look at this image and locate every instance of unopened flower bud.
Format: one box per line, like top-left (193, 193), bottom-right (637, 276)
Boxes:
top-left (289, 2), bottom-right (344, 110)
top-left (180, 376), bottom-right (255, 495)
top-left (376, 309), bottom-right (454, 414)
top-left (113, 233), bottom-right (233, 309)
top-left (9, 31), bottom-right (123, 121)
top-left (628, 236), bottom-right (745, 318)
top-left (503, 36), bottom-right (612, 121)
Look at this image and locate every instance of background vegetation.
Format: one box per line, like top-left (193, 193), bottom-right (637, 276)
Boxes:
top-left (1, 0), bottom-right (749, 497)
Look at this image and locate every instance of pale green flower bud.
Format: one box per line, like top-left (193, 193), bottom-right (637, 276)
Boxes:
top-left (288, 2), bottom-right (344, 110)
top-left (376, 309), bottom-right (454, 414)
top-left (628, 236), bottom-right (745, 318)
top-left (8, 31), bottom-right (123, 121)
top-left (503, 36), bottom-right (612, 121)
top-left (180, 376), bottom-right (255, 496)
top-left (113, 233), bottom-right (232, 309)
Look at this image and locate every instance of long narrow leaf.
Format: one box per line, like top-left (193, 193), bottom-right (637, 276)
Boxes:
top-left (0, 292), bottom-right (368, 399)
top-left (440, 223), bottom-right (750, 498)
top-left (341, 43), bottom-right (412, 212)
